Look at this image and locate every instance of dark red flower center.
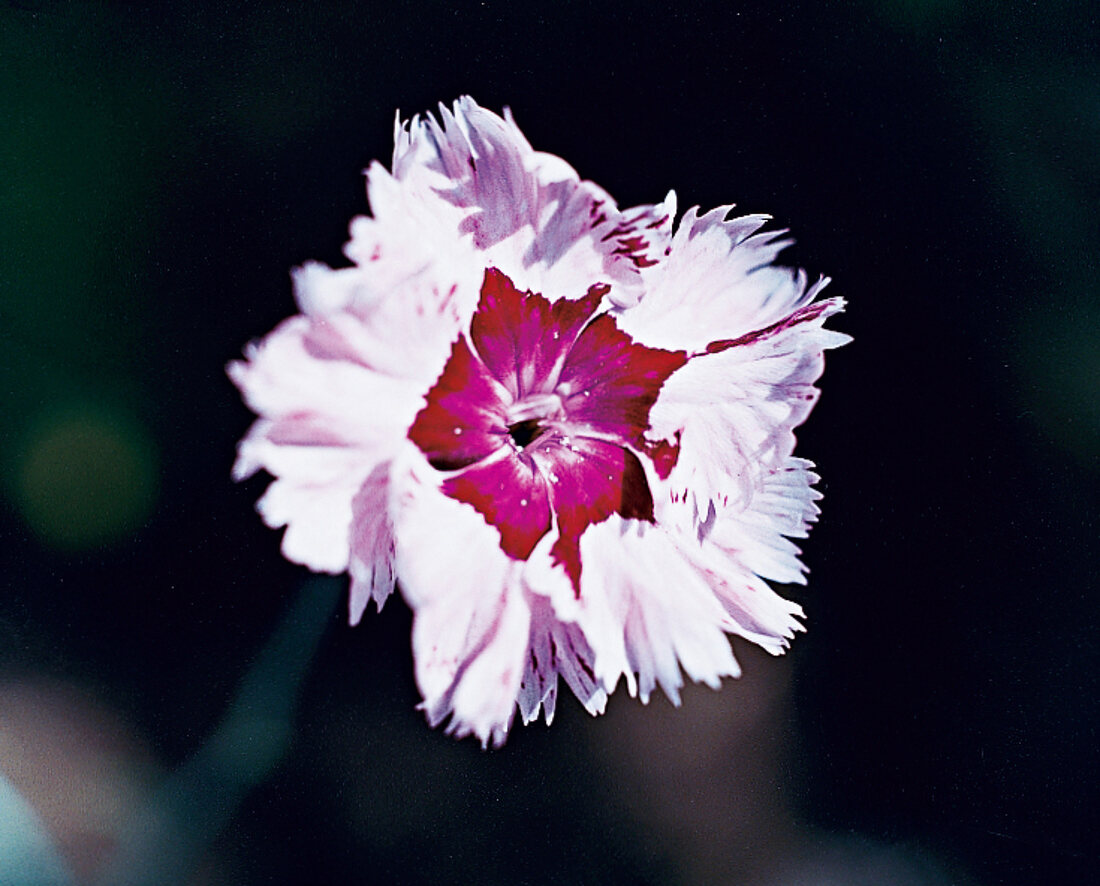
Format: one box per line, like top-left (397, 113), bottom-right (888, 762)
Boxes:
top-left (408, 268), bottom-right (686, 593)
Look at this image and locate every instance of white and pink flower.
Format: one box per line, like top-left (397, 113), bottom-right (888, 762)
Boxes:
top-left (230, 97), bottom-right (849, 746)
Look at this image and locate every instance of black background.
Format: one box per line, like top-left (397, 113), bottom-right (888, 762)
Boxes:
top-left (1, 2), bottom-right (1096, 884)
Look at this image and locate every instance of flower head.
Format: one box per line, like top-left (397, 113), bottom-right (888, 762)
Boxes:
top-left (230, 97), bottom-right (849, 746)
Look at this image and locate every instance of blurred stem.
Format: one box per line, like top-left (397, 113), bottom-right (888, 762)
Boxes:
top-left (97, 578), bottom-right (342, 886)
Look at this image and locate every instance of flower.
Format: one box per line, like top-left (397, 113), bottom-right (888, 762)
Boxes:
top-left (229, 97), bottom-right (849, 746)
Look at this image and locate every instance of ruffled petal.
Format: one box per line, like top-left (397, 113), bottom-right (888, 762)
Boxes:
top-left (571, 517), bottom-right (741, 705)
top-left (664, 458), bottom-right (822, 654)
top-left (392, 97), bottom-right (542, 251)
top-left (228, 315), bottom-right (425, 572)
top-left (394, 462), bottom-right (530, 747)
top-left (229, 316), bottom-right (422, 444)
top-left (240, 431), bottom-right (369, 573)
top-left (618, 206), bottom-right (829, 352)
top-left (648, 296), bottom-right (849, 526)
top-left (385, 97), bottom-right (671, 306)
top-left (345, 161), bottom-right (483, 309)
top-left (709, 457), bottom-right (822, 587)
top-left (347, 463), bottom-right (397, 624)
top-left (292, 259), bottom-right (474, 387)
top-left (517, 593), bottom-right (607, 726)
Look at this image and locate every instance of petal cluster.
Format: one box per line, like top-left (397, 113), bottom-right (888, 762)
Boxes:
top-left (408, 267), bottom-right (686, 594)
top-left (229, 97), bottom-right (849, 746)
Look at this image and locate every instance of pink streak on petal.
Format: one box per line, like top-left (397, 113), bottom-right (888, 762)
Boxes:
top-left (442, 453), bottom-right (552, 561)
top-left (641, 432), bottom-right (681, 481)
top-left (301, 316), bottom-right (372, 366)
top-left (470, 268), bottom-right (607, 398)
top-left (405, 99), bottom-right (537, 252)
top-left (535, 437), bottom-right (654, 594)
top-left (348, 464), bottom-right (397, 624)
top-left (703, 297), bottom-right (841, 354)
top-left (559, 313), bottom-right (687, 446)
top-left (263, 412), bottom-right (354, 447)
top-left (518, 595), bottom-right (608, 725)
top-left (407, 336), bottom-right (510, 470)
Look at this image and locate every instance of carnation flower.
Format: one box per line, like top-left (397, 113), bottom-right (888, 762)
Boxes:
top-left (230, 97), bottom-right (849, 746)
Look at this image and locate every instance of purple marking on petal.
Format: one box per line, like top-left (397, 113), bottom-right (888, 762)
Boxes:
top-left (534, 437), bottom-right (654, 594)
top-left (611, 234), bottom-right (658, 268)
top-left (408, 336), bottom-right (509, 470)
top-left (266, 412), bottom-right (354, 447)
top-left (471, 268), bottom-right (607, 399)
top-left (559, 313), bottom-right (686, 446)
top-left (641, 432), bottom-right (681, 481)
top-left (703, 299), bottom-right (838, 354)
top-left (302, 317), bottom-right (369, 366)
top-left (443, 453), bottom-right (552, 560)
top-left (596, 202), bottom-right (671, 268)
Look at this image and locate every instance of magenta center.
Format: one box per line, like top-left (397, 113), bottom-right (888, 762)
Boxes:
top-left (408, 268), bottom-right (685, 592)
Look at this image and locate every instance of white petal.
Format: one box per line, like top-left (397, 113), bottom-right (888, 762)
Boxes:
top-left (228, 315), bottom-right (423, 445)
top-left (573, 518), bottom-right (741, 705)
top-left (674, 458), bottom-right (819, 653)
top-left (443, 586), bottom-right (531, 747)
top-left (292, 260), bottom-right (361, 316)
top-left (250, 445), bottom-right (366, 573)
top-left (695, 561), bottom-right (805, 655)
top-left (347, 463), bottom-right (397, 624)
top-left (293, 259), bottom-right (479, 388)
top-left (709, 459), bottom-right (822, 586)
top-left (617, 206), bottom-right (823, 351)
top-left (649, 297), bottom-right (848, 526)
top-left (517, 594), bottom-right (607, 726)
top-left (384, 97), bottom-right (672, 307)
top-left (393, 461), bottom-right (530, 747)
top-left (228, 313), bottom-right (424, 573)
top-left (393, 97), bottom-right (543, 252)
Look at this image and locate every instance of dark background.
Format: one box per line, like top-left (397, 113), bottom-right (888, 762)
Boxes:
top-left (1, 1), bottom-right (1096, 884)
